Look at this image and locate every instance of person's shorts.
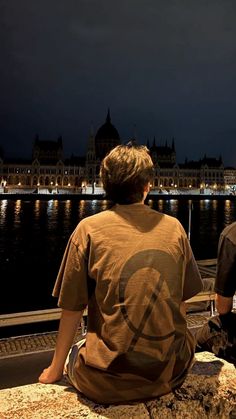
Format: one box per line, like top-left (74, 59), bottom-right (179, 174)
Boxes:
top-left (64, 336), bottom-right (86, 388)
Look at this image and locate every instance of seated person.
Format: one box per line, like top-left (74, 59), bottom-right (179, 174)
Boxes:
top-left (39, 144), bottom-right (203, 404)
top-left (195, 223), bottom-right (236, 362)
top-left (215, 222), bottom-right (236, 316)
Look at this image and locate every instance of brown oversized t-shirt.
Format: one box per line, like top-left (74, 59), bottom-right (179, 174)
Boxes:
top-left (53, 203), bottom-right (203, 403)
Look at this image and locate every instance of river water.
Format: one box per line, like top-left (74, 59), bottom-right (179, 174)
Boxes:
top-left (0, 197), bottom-right (236, 315)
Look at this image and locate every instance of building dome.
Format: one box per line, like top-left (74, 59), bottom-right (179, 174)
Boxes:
top-left (95, 110), bottom-right (120, 160)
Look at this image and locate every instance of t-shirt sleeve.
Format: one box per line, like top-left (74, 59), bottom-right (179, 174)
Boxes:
top-left (181, 229), bottom-right (203, 301)
top-left (52, 231), bottom-right (89, 311)
top-left (214, 234), bottom-right (236, 297)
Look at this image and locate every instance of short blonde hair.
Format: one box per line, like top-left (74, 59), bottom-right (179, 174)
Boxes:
top-left (100, 144), bottom-right (154, 204)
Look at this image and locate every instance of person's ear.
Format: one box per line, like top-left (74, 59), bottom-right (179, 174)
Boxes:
top-left (144, 182), bottom-right (150, 193)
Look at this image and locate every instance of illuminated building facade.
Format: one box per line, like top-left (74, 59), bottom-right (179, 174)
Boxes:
top-left (0, 112), bottom-right (228, 194)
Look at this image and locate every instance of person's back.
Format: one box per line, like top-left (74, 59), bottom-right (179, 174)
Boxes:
top-left (214, 222), bottom-right (236, 361)
top-left (215, 222), bottom-right (236, 309)
top-left (195, 222), bottom-right (236, 362)
top-left (40, 144), bottom-right (203, 403)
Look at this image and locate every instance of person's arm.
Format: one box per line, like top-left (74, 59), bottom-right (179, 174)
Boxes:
top-left (215, 294), bottom-right (233, 315)
top-left (39, 308), bottom-right (83, 384)
top-left (215, 230), bottom-right (236, 310)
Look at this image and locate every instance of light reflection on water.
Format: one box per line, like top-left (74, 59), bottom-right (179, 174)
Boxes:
top-left (14, 199), bottom-right (22, 227)
top-left (78, 200), bottom-right (87, 219)
top-left (224, 200), bottom-right (232, 225)
top-left (1, 197), bottom-right (236, 314)
top-left (34, 200), bottom-right (41, 221)
top-left (47, 200), bottom-right (59, 230)
top-left (0, 200), bottom-right (7, 227)
top-left (157, 199), bottom-right (163, 213)
top-left (62, 200), bottom-right (72, 230)
top-left (165, 199), bottom-right (179, 218)
top-left (212, 200), bottom-right (219, 233)
top-left (148, 198), bottom-right (179, 217)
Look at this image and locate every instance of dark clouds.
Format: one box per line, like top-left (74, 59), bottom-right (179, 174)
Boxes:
top-left (1, 0), bottom-right (236, 164)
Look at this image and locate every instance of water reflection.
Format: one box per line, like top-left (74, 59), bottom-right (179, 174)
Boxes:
top-left (101, 199), bottom-right (108, 211)
top-left (200, 199), bottom-right (210, 210)
top-left (91, 199), bottom-right (99, 215)
top-left (156, 199), bottom-right (163, 213)
top-left (78, 200), bottom-right (86, 219)
top-left (14, 200), bottom-right (22, 227)
top-left (224, 200), bottom-right (232, 225)
top-left (0, 200), bottom-right (7, 227)
top-left (151, 199), bottom-right (179, 218)
top-left (65, 200), bottom-right (71, 216)
top-left (47, 200), bottom-right (59, 231)
top-left (169, 199), bottom-right (179, 218)
top-left (1, 197), bottom-right (236, 314)
top-left (212, 200), bottom-right (217, 210)
top-left (211, 200), bottom-right (219, 233)
top-left (34, 199), bottom-right (41, 221)
top-left (60, 200), bottom-right (72, 231)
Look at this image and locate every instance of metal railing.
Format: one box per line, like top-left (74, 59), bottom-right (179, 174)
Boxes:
top-left (0, 308), bottom-right (62, 327)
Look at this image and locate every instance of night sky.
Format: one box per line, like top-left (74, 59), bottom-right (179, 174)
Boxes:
top-left (1, 0), bottom-right (236, 166)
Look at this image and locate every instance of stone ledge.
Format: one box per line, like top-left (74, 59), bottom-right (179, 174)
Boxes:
top-left (0, 352), bottom-right (235, 419)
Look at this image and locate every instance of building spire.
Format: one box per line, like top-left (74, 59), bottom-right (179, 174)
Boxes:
top-left (172, 137), bottom-right (175, 151)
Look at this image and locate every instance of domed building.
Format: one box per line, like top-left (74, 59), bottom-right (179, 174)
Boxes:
top-left (85, 110), bottom-right (121, 187)
top-left (95, 109), bottom-right (120, 160)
